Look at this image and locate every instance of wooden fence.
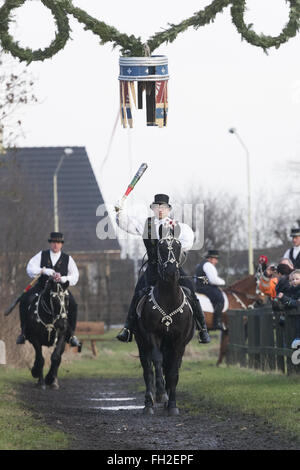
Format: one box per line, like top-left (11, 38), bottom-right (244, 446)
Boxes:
top-left (227, 306), bottom-right (300, 374)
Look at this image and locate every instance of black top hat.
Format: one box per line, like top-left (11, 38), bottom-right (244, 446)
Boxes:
top-left (290, 228), bottom-right (300, 237)
top-left (48, 232), bottom-right (64, 243)
top-left (206, 249), bottom-right (220, 259)
top-left (150, 194), bottom-right (171, 208)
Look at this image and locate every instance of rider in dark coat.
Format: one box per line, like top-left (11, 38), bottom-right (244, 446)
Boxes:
top-left (16, 232), bottom-right (80, 347)
top-left (115, 194), bottom-right (210, 344)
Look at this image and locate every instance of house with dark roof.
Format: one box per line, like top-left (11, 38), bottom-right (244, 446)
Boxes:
top-left (8, 146), bottom-right (119, 252)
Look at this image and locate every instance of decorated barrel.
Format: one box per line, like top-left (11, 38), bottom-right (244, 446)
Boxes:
top-left (119, 55), bottom-right (169, 128)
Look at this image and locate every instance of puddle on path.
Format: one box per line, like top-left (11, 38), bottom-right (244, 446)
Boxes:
top-left (88, 395), bottom-right (143, 411)
top-left (90, 397), bottom-right (136, 402)
top-left (93, 405), bottom-right (144, 411)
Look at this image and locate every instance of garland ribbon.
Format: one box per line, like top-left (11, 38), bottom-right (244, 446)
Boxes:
top-left (1, 0), bottom-right (300, 62)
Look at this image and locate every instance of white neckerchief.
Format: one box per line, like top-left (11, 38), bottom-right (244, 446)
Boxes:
top-left (293, 246), bottom-right (300, 257)
top-left (50, 250), bottom-right (61, 266)
top-left (154, 217), bottom-right (174, 226)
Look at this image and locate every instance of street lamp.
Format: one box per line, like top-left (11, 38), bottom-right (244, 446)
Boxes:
top-left (53, 148), bottom-right (73, 232)
top-left (228, 128), bottom-right (254, 275)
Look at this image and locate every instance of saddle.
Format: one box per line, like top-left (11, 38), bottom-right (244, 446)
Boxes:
top-left (136, 288), bottom-right (151, 318)
top-left (136, 286), bottom-right (193, 318)
top-left (196, 291), bottom-right (229, 313)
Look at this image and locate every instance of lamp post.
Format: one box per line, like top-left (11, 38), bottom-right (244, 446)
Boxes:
top-left (53, 148), bottom-right (73, 232)
top-left (228, 128), bottom-right (254, 275)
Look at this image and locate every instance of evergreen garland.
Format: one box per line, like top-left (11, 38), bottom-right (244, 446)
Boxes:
top-left (0, 0), bottom-right (300, 62)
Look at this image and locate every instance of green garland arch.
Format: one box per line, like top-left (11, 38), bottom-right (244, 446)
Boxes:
top-left (0, 0), bottom-right (300, 62)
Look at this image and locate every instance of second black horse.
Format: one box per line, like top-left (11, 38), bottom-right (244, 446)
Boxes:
top-left (24, 277), bottom-right (73, 389)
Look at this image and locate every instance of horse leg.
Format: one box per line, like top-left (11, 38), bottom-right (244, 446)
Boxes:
top-left (30, 340), bottom-right (45, 390)
top-left (141, 353), bottom-right (155, 414)
top-left (164, 348), bottom-right (183, 416)
top-left (216, 329), bottom-right (229, 366)
top-left (45, 333), bottom-right (66, 389)
top-left (135, 336), bottom-right (155, 414)
top-left (152, 343), bottom-right (167, 404)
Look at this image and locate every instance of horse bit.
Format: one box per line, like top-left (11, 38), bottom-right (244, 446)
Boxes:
top-left (34, 282), bottom-right (69, 341)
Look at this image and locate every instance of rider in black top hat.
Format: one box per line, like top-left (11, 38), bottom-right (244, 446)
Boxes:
top-left (283, 227), bottom-right (300, 269)
top-left (115, 194), bottom-right (210, 344)
top-left (16, 232), bottom-right (81, 347)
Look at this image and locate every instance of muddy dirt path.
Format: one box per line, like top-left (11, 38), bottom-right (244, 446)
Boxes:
top-left (19, 377), bottom-right (299, 451)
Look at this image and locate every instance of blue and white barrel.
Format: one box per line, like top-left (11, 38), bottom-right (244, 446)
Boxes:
top-left (119, 55), bottom-right (169, 82)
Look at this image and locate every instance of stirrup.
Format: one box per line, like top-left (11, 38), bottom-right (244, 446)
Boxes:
top-left (198, 329), bottom-right (211, 344)
top-left (69, 335), bottom-right (81, 348)
top-left (116, 327), bottom-right (133, 343)
top-left (213, 321), bottom-right (227, 331)
top-left (16, 333), bottom-right (26, 345)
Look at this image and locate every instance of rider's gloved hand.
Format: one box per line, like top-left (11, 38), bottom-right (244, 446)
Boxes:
top-left (114, 200), bottom-right (123, 213)
top-left (42, 267), bottom-right (55, 277)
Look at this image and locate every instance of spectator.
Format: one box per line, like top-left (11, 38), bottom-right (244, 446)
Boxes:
top-left (277, 269), bottom-right (300, 308)
top-left (259, 258), bottom-right (293, 301)
top-left (277, 269), bottom-right (300, 335)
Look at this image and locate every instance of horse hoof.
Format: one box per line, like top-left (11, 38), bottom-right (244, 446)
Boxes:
top-left (143, 406), bottom-right (154, 415)
top-left (31, 368), bottom-right (40, 379)
top-left (156, 393), bottom-right (168, 404)
top-left (49, 379), bottom-right (59, 390)
top-left (168, 407), bottom-right (179, 416)
top-left (35, 382), bottom-right (46, 390)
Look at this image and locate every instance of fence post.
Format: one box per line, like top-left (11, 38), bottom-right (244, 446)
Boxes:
top-left (236, 312), bottom-right (247, 367)
top-left (274, 311), bottom-right (285, 374)
top-left (247, 312), bottom-right (260, 369)
top-left (259, 310), bottom-right (275, 371)
top-left (227, 311), bottom-right (235, 366)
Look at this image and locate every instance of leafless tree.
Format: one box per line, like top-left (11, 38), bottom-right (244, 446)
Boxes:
top-left (0, 52), bottom-right (37, 151)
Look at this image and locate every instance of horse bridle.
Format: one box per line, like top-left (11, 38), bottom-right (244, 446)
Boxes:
top-left (157, 234), bottom-right (181, 279)
top-left (34, 280), bottom-right (68, 341)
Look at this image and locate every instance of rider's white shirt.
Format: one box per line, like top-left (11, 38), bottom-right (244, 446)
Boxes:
top-left (26, 250), bottom-right (79, 286)
top-left (202, 261), bottom-right (225, 286)
top-left (283, 246), bottom-right (300, 262)
top-left (116, 208), bottom-right (195, 251)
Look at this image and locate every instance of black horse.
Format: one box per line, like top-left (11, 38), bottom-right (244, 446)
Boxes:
top-left (134, 233), bottom-right (195, 416)
top-left (25, 277), bottom-right (71, 390)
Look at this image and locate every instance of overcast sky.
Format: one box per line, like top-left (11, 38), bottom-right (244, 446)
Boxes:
top-left (1, 0), bottom-right (299, 218)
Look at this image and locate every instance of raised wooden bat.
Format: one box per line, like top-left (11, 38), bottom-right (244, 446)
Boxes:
top-left (116, 163), bottom-right (148, 210)
top-left (4, 274), bottom-right (41, 316)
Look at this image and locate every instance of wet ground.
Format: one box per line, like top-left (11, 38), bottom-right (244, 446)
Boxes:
top-left (19, 377), bottom-right (300, 451)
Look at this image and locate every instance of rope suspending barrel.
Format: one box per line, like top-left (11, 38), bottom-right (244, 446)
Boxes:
top-left (119, 55), bottom-right (169, 128)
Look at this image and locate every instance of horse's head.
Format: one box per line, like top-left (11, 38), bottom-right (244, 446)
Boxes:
top-left (157, 234), bottom-right (182, 282)
top-left (41, 277), bottom-right (69, 317)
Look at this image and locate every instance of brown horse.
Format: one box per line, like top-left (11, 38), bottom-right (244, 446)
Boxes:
top-left (197, 275), bottom-right (265, 366)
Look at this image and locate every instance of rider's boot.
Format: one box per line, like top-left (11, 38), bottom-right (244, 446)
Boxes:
top-left (116, 297), bottom-right (137, 343)
top-left (16, 331), bottom-right (26, 345)
top-left (116, 288), bottom-right (148, 343)
top-left (213, 303), bottom-right (224, 330)
top-left (191, 296), bottom-right (210, 344)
